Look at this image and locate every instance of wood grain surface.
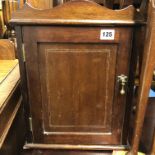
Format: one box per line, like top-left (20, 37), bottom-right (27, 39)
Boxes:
top-left (26, 0), bottom-right (53, 9)
top-left (0, 60), bottom-right (19, 107)
top-left (0, 60), bottom-right (18, 83)
top-left (0, 40), bottom-right (15, 60)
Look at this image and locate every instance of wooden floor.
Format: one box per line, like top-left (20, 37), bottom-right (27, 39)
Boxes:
top-left (21, 149), bottom-right (112, 155)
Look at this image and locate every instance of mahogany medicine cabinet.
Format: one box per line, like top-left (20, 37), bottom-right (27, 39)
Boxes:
top-left (11, 1), bottom-right (155, 154)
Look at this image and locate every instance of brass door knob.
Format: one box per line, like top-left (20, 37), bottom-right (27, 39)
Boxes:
top-left (117, 74), bottom-right (128, 95)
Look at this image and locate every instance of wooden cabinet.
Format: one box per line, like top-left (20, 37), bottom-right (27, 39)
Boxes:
top-left (11, 0), bottom-right (144, 151)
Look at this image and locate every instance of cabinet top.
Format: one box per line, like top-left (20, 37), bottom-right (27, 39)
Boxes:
top-left (10, 0), bottom-right (144, 26)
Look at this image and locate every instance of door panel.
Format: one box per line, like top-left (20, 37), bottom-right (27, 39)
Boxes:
top-left (39, 43), bottom-right (117, 135)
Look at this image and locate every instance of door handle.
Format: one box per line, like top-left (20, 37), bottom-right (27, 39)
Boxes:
top-left (117, 74), bottom-right (128, 95)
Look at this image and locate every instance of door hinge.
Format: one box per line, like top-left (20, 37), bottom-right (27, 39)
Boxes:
top-left (29, 117), bottom-right (33, 132)
top-left (22, 43), bottom-right (26, 62)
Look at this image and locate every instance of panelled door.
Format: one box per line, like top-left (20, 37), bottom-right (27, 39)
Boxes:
top-left (23, 26), bottom-right (133, 145)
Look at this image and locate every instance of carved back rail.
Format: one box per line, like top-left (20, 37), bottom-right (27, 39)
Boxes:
top-left (11, 0), bottom-right (144, 25)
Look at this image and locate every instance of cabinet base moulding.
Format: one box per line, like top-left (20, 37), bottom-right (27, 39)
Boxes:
top-left (23, 143), bottom-right (129, 151)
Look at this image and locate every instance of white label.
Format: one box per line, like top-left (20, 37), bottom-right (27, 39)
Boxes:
top-left (100, 29), bottom-right (115, 40)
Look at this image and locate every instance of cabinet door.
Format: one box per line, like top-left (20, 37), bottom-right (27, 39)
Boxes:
top-left (23, 26), bottom-right (133, 145)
